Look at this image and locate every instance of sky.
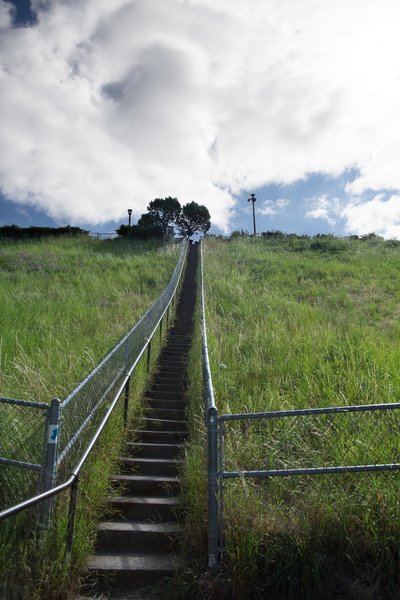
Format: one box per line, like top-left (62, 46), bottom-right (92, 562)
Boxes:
top-left (1, 1), bottom-right (400, 237)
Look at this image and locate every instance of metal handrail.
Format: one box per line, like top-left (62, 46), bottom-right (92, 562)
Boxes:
top-left (200, 241), bottom-right (216, 411)
top-left (0, 240), bottom-right (188, 562)
top-left (200, 241), bottom-right (220, 569)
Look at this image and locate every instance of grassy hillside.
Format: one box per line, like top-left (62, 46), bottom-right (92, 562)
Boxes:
top-left (183, 235), bottom-right (400, 600)
top-left (0, 235), bottom-right (179, 402)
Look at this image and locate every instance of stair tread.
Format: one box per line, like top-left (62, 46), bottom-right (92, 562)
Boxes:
top-left (131, 428), bottom-right (188, 433)
top-left (87, 552), bottom-right (180, 571)
top-left (120, 457), bottom-right (183, 464)
top-left (110, 496), bottom-right (180, 505)
top-left (126, 442), bottom-right (184, 449)
top-left (141, 417), bottom-right (187, 424)
top-left (97, 521), bottom-right (181, 533)
top-left (112, 473), bottom-right (179, 482)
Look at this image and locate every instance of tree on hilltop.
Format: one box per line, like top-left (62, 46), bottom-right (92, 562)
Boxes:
top-left (178, 202), bottom-right (211, 238)
top-left (146, 197), bottom-right (181, 234)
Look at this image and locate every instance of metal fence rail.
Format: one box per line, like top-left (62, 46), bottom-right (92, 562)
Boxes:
top-left (0, 240), bottom-right (187, 515)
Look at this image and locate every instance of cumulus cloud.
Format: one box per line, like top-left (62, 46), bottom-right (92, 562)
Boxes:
top-left (306, 193), bottom-right (400, 239)
top-left (259, 198), bottom-right (290, 216)
top-left (1, 0), bottom-right (400, 228)
top-left (306, 195), bottom-right (341, 226)
top-left (0, 1), bottom-right (13, 28)
top-left (341, 194), bottom-right (400, 239)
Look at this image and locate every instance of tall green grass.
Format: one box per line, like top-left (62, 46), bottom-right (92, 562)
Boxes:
top-left (0, 236), bottom-right (179, 402)
top-left (182, 236), bottom-right (400, 599)
top-left (0, 235), bottom-right (180, 600)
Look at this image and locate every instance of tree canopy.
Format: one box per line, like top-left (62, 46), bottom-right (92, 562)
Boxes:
top-left (146, 197), bottom-right (181, 234)
top-left (178, 202), bottom-right (211, 237)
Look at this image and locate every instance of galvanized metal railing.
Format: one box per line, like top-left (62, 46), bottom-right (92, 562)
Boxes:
top-left (199, 240), bottom-right (400, 570)
top-left (200, 241), bottom-right (220, 569)
top-left (0, 240), bottom-right (188, 556)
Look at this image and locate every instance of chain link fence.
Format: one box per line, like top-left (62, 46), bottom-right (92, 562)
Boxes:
top-left (0, 241), bottom-right (187, 511)
top-left (0, 397), bottom-right (48, 508)
top-left (57, 240), bottom-right (187, 474)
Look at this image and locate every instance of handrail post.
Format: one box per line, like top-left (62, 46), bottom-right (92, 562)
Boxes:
top-left (208, 405), bottom-right (219, 569)
top-left (123, 376), bottom-right (130, 428)
top-left (41, 397), bottom-right (61, 527)
top-left (147, 340), bottom-right (152, 373)
top-left (64, 475), bottom-right (79, 565)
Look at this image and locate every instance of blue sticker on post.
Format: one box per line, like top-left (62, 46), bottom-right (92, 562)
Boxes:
top-left (48, 426), bottom-right (59, 443)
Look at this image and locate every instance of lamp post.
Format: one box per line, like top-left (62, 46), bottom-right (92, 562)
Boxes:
top-left (127, 209), bottom-right (132, 226)
top-left (248, 194), bottom-right (257, 237)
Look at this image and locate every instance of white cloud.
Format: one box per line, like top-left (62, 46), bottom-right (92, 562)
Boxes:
top-left (306, 193), bottom-right (400, 239)
top-left (259, 198), bottom-right (290, 216)
top-left (306, 195), bottom-right (341, 226)
top-left (341, 194), bottom-right (400, 239)
top-left (1, 0), bottom-right (400, 229)
top-left (0, 1), bottom-right (13, 28)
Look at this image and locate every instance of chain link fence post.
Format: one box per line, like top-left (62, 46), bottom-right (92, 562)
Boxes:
top-left (41, 397), bottom-right (61, 527)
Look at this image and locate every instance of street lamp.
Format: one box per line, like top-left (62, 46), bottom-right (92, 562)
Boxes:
top-left (127, 209), bottom-right (132, 226)
top-left (248, 193), bottom-right (257, 237)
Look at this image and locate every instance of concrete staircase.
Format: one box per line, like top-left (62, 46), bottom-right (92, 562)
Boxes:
top-left (83, 243), bottom-right (198, 596)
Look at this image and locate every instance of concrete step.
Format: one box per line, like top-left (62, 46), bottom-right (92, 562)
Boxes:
top-left (119, 456), bottom-right (183, 476)
top-left (125, 442), bottom-right (184, 459)
top-left (157, 358), bottom-right (186, 367)
top-left (161, 342), bottom-right (189, 348)
top-left (85, 552), bottom-right (180, 587)
top-left (140, 417), bottom-right (187, 432)
top-left (162, 345), bottom-right (189, 353)
top-left (159, 354), bottom-right (186, 363)
top-left (150, 382), bottom-right (185, 393)
top-left (145, 407), bottom-right (185, 421)
top-left (154, 366), bottom-right (185, 377)
top-left (145, 389), bottom-right (184, 401)
top-left (165, 335), bottom-right (191, 343)
top-left (146, 397), bottom-right (185, 410)
top-left (95, 521), bottom-right (181, 553)
top-left (160, 344), bottom-right (188, 356)
top-left (153, 374), bottom-right (186, 385)
top-left (111, 473), bottom-right (180, 495)
top-left (130, 429), bottom-right (188, 444)
top-left (108, 495), bottom-right (180, 521)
